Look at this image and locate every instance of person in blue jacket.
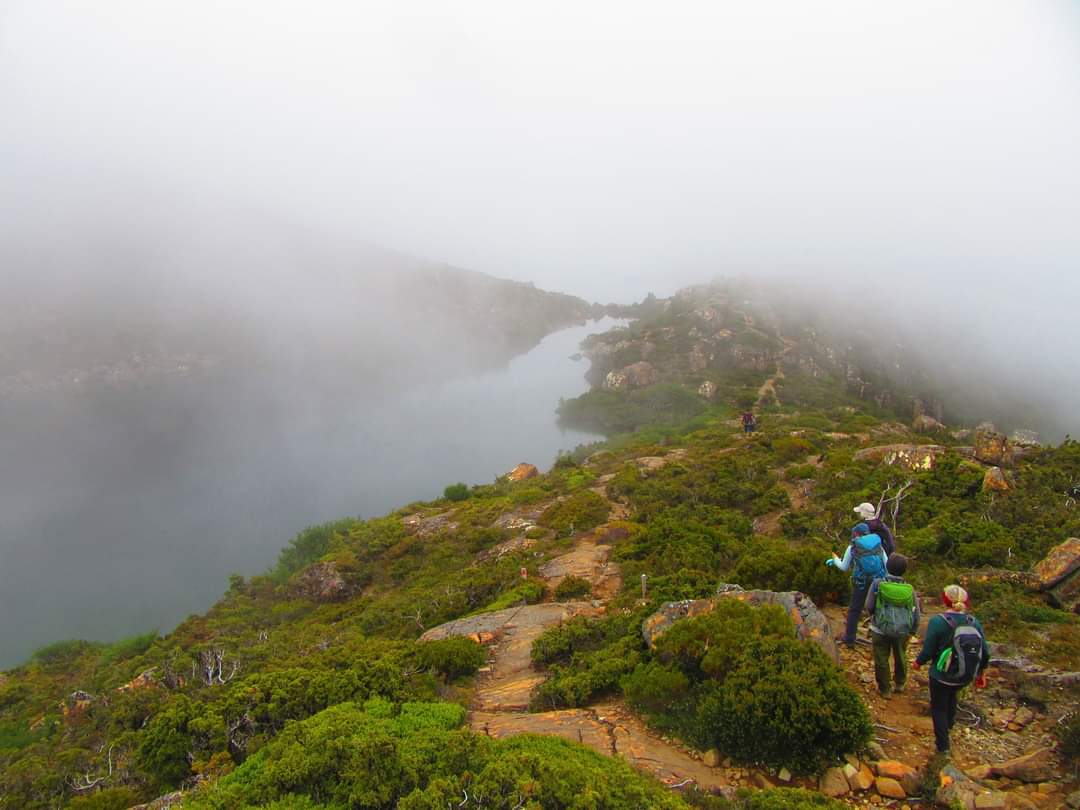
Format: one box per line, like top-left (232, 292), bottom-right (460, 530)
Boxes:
top-left (826, 522), bottom-right (888, 648)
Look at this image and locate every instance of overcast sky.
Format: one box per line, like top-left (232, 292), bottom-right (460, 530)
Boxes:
top-left (3, 1), bottom-right (1078, 303)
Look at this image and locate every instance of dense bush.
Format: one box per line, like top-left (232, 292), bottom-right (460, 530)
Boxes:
top-left (416, 637), bottom-right (486, 681)
top-left (695, 638), bottom-right (871, 774)
top-left (185, 702), bottom-right (688, 810)
top-left (539, 490), bottom-right (611, 536)
top-left (558, 384), bottom-right (708, 435)
top-left (554, 575), bottom-right (592, 600)
top-left (272, 518), bottom-right (359, 581)
top-left (729, 541), bottom-right (849, 604)
top-left (443, 482), bottom-right (470, 502)
top-left (743, 789), bottom-right (847, 810)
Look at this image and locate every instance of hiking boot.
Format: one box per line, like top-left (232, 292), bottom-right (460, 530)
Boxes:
top-left (879, 687), bottom-right (893, 699)
top-left (894, 682), bottom-right (906, 694)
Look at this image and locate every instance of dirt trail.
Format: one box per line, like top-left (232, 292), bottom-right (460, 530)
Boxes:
top-left (424, 474), bottom-right (730, 792)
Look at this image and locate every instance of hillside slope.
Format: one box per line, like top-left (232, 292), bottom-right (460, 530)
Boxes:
top-left (2, 283), bottom-right (1078, 810)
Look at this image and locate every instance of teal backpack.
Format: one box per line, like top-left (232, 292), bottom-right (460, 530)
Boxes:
top-left (873, 578), bottom-right (916, 638)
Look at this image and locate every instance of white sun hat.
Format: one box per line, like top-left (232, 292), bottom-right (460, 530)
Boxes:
top-left (854, 502), bottom-right (877, 519)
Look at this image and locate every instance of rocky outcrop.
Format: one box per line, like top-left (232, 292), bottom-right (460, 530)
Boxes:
top-left (641, 585), bottom-right (838, 661)
top-left (506, 463), bottom-right (539, 482)
top-left (402, 511), bottom-right (459, 537)
top-left (913, 414), bottom-right (947, 434)
top-left (982, 748), bottom-right (1058, 783)
top-left (936, 763), bottom-right (1007, 810)
top-left (853, 444), bottom-right (947, 471)
top-left (602, 361), bottom-right (659, 392)
top-left (974, 423), bottom-right (1010, 466)
top-left (1011, 429), bottom-right (1041, 447)
top-left (1033, 537), bottom-right (1080, 612)
top-left (292, 561), bottom-right (352, 602)
top-left (982, 466), bottom-right (1011, 492)
top-left (698, 380), bottom-right (717, 400)
top-left (129, 790), bottom-right (185, 809)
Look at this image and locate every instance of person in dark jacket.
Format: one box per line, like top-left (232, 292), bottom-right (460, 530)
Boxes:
top-left (864, 553), bottom-right (921, 697)
top-left (913, 585), bottom-right (991, 754)
top-left (826, 523), bottom-right (888, 648)
top-left (741, 411), bottom-right (757, 433)
top-left (854, 501), bottom-right (896, 555)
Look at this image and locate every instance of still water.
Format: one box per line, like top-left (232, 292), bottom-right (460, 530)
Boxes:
top-left (0, 318), bottom-right (620, 666)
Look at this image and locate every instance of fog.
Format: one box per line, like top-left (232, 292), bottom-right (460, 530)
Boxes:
top-left (2, 2), bottom-right (1080, 663)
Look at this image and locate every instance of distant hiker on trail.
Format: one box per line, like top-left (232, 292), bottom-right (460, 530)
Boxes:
top-left (826, 522), bottom-right (888, 648)
top-left (913, 584), bottom-right (990, 755)
top-left (853, 501), bottom-right (896, 556)
top-left (864, 553), bottom-right (920, 697)
top-left (741, 411), bottom-right (757, 434)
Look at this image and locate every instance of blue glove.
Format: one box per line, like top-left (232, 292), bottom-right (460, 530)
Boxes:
top-left (825, 558), bottom-right (836, 568)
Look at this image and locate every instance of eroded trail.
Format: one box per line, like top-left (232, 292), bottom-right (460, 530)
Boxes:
top-left (422, 473), bottom-right (729, 792)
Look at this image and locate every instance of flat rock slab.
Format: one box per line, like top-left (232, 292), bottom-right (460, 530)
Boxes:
top-left (423, 602), bottom-right (602, 711)
top-left (472, 704), bottom-right (729, 792)
top-left (539, 541), bottom-right (622, 600)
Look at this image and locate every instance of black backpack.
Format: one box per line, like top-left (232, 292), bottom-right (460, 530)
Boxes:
top-left (933, 614), bottom-right (984, 686)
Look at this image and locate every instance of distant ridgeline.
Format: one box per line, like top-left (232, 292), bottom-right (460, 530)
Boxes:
top-left (0, 261), bottom-right (599, 400)
top-left (3, 277), bottom-right (1080, 809)
top-left (559, 280), bottom-right (1041, 440)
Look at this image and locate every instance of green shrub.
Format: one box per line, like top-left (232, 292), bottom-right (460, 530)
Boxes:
top-left (539, 490), bottom-right (611, 536)
top-left (478, 580), bottom-right (545, 612)
top-left (622, 661), bottom-right (690, 714)
top-left (531, 634), bottom-right (644, 710)
top-left (1058, 711), bottom-right (1080, 767)
top-left (97, 630), bottom-right (159, 666)
top-left (69, 788), bottom-right (140, 810)
top-left (416, 637), bottom-right (487, 681)
top-left (273, 518), bottom-right (358, 581)
top-left (785, 463), bottom-right (817, 481)
top-left (743, 789), bottom-right (847, 810)
top-left (443, 482), bottom-right (470, 502)
top-left (29, 638), bottom-right (100, 669)
top-left (554, 576), bottom-right (592, 600)
top-left (772, 436), bottom-right (816, 462)
top-left (695, 637), bottom-right (871, 774)
top-left (730, 541), bottom-right (849, 604)
top-left (654, 601), bottom-right (794, 680)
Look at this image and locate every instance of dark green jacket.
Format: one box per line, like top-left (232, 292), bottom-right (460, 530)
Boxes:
top-left (916, 611), bottom-right (991, 683)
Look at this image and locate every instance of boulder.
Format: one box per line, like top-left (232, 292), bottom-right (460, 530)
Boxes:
top-left (698, 380), bottom-right (717, 400)
top-left (1033, 538), bottom-right (1080, 613)
top-left (982, 467), bottom-right (1011, 492)
top-left (974, 424), bottom-right (1010, 466)
top-left (849, 763), bottom-right (876, 792)
top-left (641, 585), bottom-right (838, 661)
top-left (507, 463), bottom-right (539, 482)
top-left (293, 561), bottom-right (352, 602)
top-left (937, 763), bottom-right (1006, 810)
top-left (129, 791), bottom-right (185, 810)
top-left (988, 748), bottom-right (1058, 783)
top-left (1011, 430), bottom-right (1041, 447)
top-left (603, 370), bottom-right (630, 391)
top-left (1033, 538), bottom-right (1080, 590)
top-left (623, 361), bottom-right (659, 388)
top-left (876, 776), bottom-right (906, 800)
top-left (702, 748), bottom-right (721, 767)
top-left (876, 760), bottom-right (920, 793)
top-left (914, 414), bottom-right (947, 434)
top-left (117, 668), bottom-right (157, 694)
top-left (820, 767), bottom-right (850, 797)
top-left (853, 444), bottom-right (947, 472)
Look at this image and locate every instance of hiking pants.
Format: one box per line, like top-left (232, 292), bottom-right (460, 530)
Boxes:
top-left (844, 581), bottom-right (871, 646)
top-left (871, 631), bottom-right (908, 693)
top-left (929, 679), bottom-right (962, 753)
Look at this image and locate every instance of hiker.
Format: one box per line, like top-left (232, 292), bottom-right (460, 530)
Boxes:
top-left (853, 501), bottom-right (897, 556)
top-left (864, 553), bottom-right (920, 697)
top-left (913, 584), bottom-right (990, 755)
top-left (741, 411), bottom-right (757, 434)
top-left (826, 522), bottom-right (888, 647)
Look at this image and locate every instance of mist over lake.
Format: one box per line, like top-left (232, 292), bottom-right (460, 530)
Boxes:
top-left (0, 319), bottom-right (617, 668)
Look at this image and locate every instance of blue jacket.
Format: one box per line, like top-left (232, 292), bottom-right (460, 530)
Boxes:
top-left (832, 533), bottom-right (887, 575)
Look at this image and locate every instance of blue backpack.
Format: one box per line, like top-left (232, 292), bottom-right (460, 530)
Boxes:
top-left (852, 535), bottom-right (886, 587)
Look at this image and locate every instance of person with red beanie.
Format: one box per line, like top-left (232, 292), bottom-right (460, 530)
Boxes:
top-left (913, 584), bottom-right (991, 754)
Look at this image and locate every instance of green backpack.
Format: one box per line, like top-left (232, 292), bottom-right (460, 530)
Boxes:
top-left (874, 579), bottom-right (916, 638)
